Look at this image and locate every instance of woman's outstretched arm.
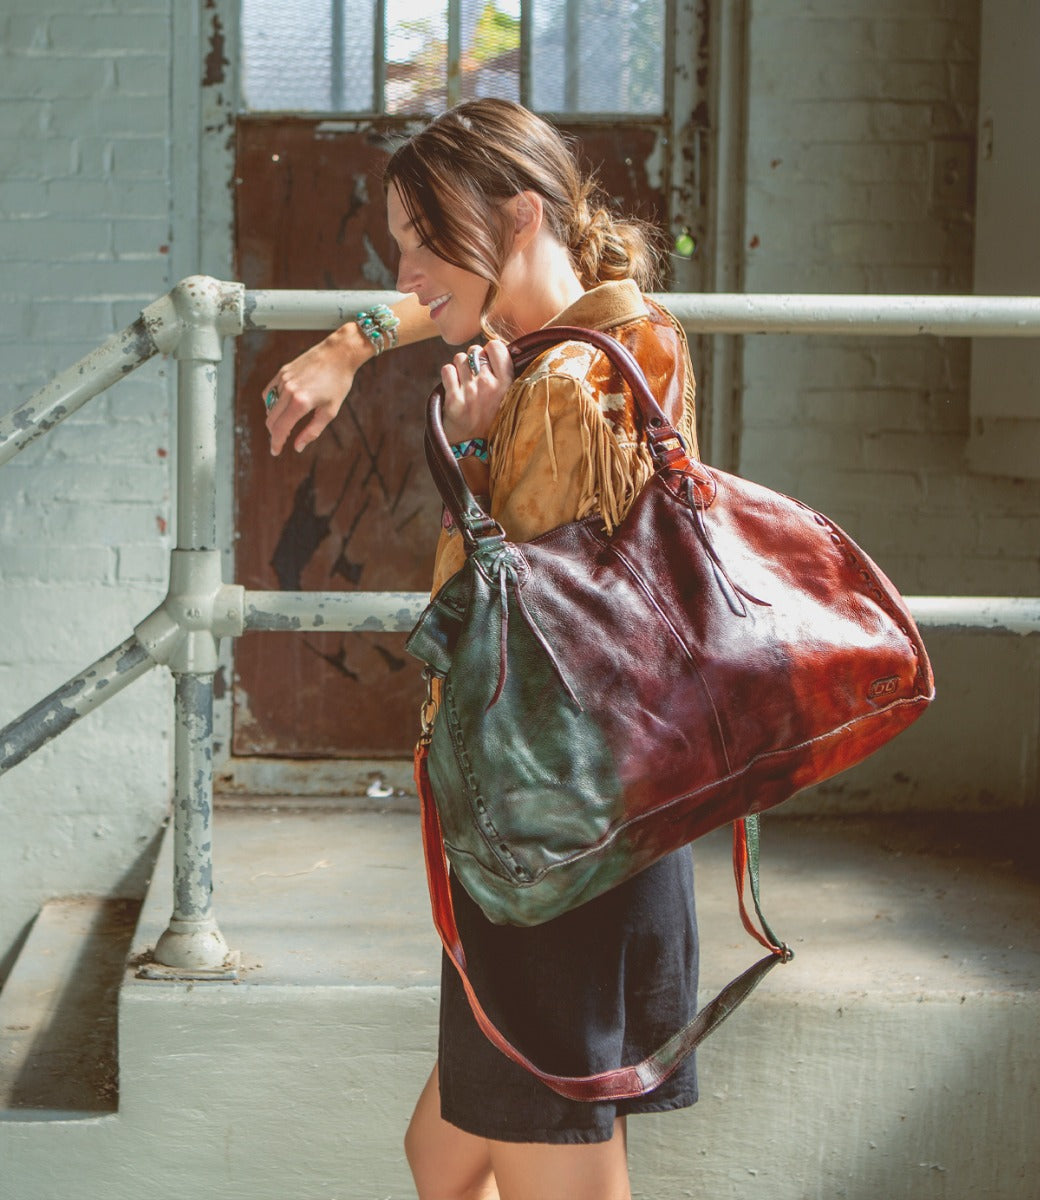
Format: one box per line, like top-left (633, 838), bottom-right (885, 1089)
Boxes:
top-left (263, 293), bottom-right (437, 455)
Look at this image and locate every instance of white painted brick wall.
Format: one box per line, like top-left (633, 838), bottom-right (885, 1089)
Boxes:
top-left (743, 0), bottom-right (1040, 599)
top-left (0, 0), bottom-right (176, 973)
top-left (741, 1), bottom-right (1040, 811)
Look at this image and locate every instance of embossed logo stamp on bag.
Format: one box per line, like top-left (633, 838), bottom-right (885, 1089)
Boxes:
top-left (867, 676), bottom-right (900, 700)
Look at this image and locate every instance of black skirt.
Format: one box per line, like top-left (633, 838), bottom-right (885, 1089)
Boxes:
top-left (437, 845), bottom-right (699, 1144)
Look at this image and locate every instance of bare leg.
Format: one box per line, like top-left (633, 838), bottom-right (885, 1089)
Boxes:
top-left (405, 1065), bottom-right (630, 1200)
top-left (405, 1065), bottom-right (499, 1200)
top-left (489, 1118), bottom-right (630, 1200)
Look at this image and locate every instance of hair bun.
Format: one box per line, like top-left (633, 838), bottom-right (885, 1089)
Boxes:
top-left (569, 185), bottom-right (659, 290)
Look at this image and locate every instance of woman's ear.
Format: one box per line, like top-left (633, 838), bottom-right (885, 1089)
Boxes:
top-left (511, 191), bottom-right (544, 250)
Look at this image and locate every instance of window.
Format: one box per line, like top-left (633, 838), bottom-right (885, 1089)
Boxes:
top-left (240, 0), bottom-right (666, 116)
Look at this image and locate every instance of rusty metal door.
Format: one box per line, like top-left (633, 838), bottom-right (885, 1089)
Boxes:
top-left (232, 115), bottom-right (681, 759)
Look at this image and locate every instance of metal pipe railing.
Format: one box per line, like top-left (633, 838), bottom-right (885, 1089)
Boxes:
top-left (0, 636), bottom-right (154, 774)
top-left (656, 293), bottom-right (1040, 337)
top-left (2, 276), bottom-right (1039, 979)
top-left (0, 318), bottom-right (158, 469)
top-left (242, 290), bottom-right (1040, 337)
top-left (242, 589), bottom-right (429, 632)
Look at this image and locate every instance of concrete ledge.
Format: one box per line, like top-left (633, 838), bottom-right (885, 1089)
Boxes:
top-left (0, 805), bottom-right (1037, 1200)
top-left (0, 897), bottom-right (138, 1120)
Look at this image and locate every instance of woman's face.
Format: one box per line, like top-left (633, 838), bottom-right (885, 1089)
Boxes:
top-left (387, 183), bottom-right (491, 346)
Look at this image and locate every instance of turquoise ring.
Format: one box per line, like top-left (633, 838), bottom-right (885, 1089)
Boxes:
top-left (265, 388), bottom-right (278, 411)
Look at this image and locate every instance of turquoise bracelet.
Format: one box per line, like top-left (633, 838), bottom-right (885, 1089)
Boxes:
top-left (451, 438), bottom-right (489, 463)
top-left (356, 303), bottom-right (400, 355)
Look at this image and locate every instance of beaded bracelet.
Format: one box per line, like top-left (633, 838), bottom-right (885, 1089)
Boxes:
top-left (355, 304), bottom-right (400, 355)
top-left (451, 438), bottom-right (489, 464)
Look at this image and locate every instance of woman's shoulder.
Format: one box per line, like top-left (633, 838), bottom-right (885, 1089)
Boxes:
top-left (516, 339), bottom-right (602, 390)
top-left (514, 296), bottom-right (676, 392)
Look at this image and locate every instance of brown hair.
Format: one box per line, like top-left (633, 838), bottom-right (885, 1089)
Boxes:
top-left (384, 99), bottom-right (661, 328)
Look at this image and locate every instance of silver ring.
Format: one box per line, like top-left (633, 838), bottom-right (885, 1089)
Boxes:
top-left (265, 387), bottom-right (279, 412)
top-left (466, 349), bottom-right (482, 375)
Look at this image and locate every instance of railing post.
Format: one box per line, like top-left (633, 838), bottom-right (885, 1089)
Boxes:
top-left (152, 672), bottom-right (231, 973)
top-left (151, 277), bottom-right (243, 975)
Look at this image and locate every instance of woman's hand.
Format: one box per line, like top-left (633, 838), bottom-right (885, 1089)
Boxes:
top-left (441, 340), bottom-right (514, 444)
top-left (262, 323), bottom-right (373, 456)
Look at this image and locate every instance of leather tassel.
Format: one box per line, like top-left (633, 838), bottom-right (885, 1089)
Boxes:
top-left (683, 477), bottom-right (770, 617)
top-left (487, 565), bottom-right (511, 711)
top-left (486, 560), bottom-right (584, 713)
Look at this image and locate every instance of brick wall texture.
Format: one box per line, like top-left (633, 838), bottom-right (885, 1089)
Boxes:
top-left (741, 0), bottom-right (1040, 597)
top-left (0, 0), bottom-right (175, 967)
top-left (0, 0), bottom-right (174, 597)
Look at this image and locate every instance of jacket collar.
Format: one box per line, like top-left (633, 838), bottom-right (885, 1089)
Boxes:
top-left (546, 279), bottom-right (648, 332)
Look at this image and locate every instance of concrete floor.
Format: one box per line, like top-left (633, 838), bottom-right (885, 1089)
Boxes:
top-left (1, 802), bottom-right (1038, 1200)
top-left (138, 801), bottom-right (1040, 999)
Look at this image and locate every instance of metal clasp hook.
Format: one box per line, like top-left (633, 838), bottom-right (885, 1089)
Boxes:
top-left (419, 667), bottom-right (437, 745)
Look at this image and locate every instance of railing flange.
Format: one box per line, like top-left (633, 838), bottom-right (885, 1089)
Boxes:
top-left (151, 921), bottom-right (238, 977)
top-left (136, 959), bottom-right (241, 983)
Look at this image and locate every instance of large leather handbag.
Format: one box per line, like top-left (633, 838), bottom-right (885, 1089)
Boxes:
top-left (407, 325), bottom-right (934, 1099)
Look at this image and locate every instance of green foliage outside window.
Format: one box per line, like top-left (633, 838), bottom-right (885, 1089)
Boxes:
top-left (471, 3), bottom-right (521, 63)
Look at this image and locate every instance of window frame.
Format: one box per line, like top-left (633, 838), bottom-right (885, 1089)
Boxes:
top-left (243, 0), bottom-right (675, 120)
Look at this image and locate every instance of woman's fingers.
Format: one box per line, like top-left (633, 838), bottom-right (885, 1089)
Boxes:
top-left (452, 348), bottom-right (479, 381)
top-left (262, 375), bottom-right (283, 420)
top-left (441, 359), bottom-right (464, 398)
top-left (262, 373), bottom-right (295, 454)
top-left (483, 339), bottom-right (513, 384)
top-left (441, 341), bottom-right (514, 444)
top-left (264, 377), bottom-right (342, 455)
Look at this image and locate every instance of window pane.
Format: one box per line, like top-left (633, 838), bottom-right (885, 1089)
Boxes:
top-left (385, 0), bottom-right (448, 114)
top-left (240, 0), bottom-right (662, 116)
top-left (461, 0), bottom-right (521, 104)
top-left (242, 0), bottom-right (374, 112)
top-left (531, 0), bottom-right (664, 114)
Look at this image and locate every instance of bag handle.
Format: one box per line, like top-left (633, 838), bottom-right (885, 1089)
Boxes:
top-left (414, 738), bottom-right (790, 1103)
top-left (424, 326), bottom-right (697, 554)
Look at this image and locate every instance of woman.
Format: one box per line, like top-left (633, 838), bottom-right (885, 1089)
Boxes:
top-left (264, 99), bottom-right (700, 1200)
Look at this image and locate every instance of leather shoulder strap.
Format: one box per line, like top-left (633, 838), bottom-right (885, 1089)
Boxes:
top-left (414, 741), bottom-right (788, 1102)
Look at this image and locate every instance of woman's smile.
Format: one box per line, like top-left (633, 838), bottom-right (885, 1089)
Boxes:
top-left (426, 293), bottom-right (451, 320)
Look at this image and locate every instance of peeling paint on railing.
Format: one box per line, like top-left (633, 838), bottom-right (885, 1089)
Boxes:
top-left (0, 317), bottom-right (157, 468)
top-left (242, 590), bottom-right (429, 633)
